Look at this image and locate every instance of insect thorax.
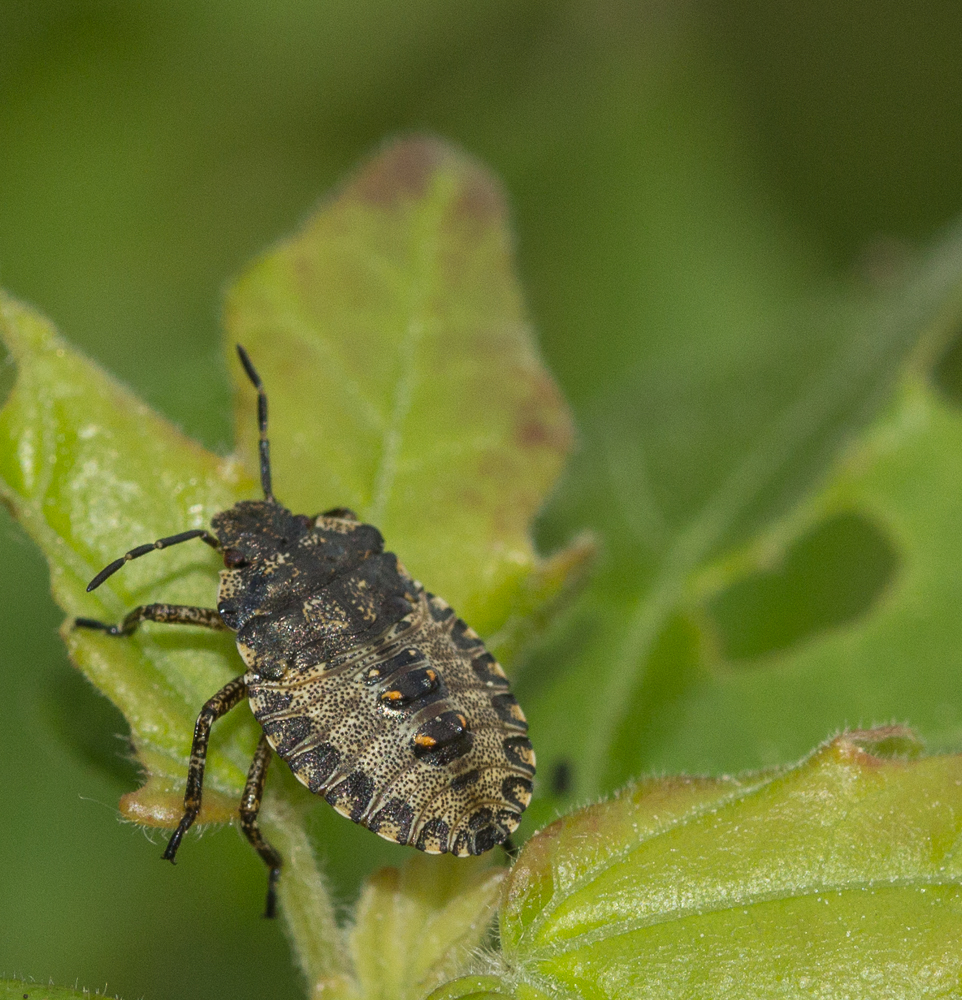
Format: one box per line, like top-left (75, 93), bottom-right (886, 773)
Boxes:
top-left (215, 503), bottom-right (417, 677)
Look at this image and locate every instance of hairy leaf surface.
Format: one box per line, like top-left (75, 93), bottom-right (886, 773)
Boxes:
top-left (496, 729), bottom-right (962, 999)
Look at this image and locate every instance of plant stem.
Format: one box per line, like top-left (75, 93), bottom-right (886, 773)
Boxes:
top-left (265, 795), bottom-right (359, 1000)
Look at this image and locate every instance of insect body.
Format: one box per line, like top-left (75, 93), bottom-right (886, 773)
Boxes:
top-left (75, 347), bottom-right (535, 916)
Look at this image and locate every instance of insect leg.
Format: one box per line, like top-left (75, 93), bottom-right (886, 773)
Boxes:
top-left (239, 733), bottom-right (282, 918)
top-left (75, 604), bottom-right (227, 637)
top-left (162, 675), bottom-right (248, 865)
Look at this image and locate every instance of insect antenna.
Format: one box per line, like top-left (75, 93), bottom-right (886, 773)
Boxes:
top-left (236, 344), bottom-right (274, 502)
top-left (85, 529), bottom-right (220, 592)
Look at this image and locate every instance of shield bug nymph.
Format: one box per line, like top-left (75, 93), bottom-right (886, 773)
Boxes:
top-left (75, 346), bottom-right (535, 917)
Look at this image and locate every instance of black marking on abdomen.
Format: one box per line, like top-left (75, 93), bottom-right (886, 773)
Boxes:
top-left (502, 735), bottom-right (535, 774)
top-left (470, 652), bottom-right (510, 688)
top-left (452, 807), bottom-right (500, 857)
top-left (326, 770), bottom-right (375, 822)
top-left (501, 775), bottom-right (533, 811)
top-left (363, 646), bottom-right (423, 685)
top-left (471, 825), bottom-right (503, 855)
top-left (378, 665), bottom-right (443, 708)
top-left (256, 689), bottom-right (293, 715)
top-left (413, 711), bottom-right (474, 766)
top-left (415, 816), bottom-right (450, 853)
top-left (428, 596), bottom-right (455, 623)
top-left (262, 715), bottom-right (311, 755)
top-left (290, 743), bottom-right (341, 793)
top-left (490, 692), bottom-right (527, 730)
top-left (449, 767), bottom-right (481, 791)
top-left (450, 618), bottom-right (482, 650)
top-left (368, 798), bottom-right (415, 843)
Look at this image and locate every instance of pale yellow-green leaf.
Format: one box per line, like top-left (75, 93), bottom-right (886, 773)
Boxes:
top-left (350, 854), bottom-right (504, 1000)
top-left (0, 138), bottom-right (578, 1000)
top-left (494, 728), bottom-right (962, 1000)
top-left (225, 137), bottom-right (582, 642)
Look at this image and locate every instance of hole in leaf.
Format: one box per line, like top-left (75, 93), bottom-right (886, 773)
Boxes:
top-left (707, 511), bottom-right (898, 664)
top-left (932, 326), bottom-right (962, 406)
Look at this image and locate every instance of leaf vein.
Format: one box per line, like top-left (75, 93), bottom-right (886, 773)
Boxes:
top-left (524, 873), bottom-right (962, 959)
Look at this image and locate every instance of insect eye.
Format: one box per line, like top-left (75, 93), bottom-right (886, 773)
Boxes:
top-left (224, 549), bottom-right (248, 568)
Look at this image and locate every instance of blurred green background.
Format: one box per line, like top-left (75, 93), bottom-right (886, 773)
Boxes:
top-left (3, 1), bottom-right (962, 997)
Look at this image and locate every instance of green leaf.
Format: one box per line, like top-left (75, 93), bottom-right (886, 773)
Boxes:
top-left (682, 374), bottom-right (962, 768)
top-left (349, 854), bottom-right (504, 1000)
top-left (493, 728), bottom-right (962, 999)
top-left (0, 981), bottom-right (121, 1000)
top-left (0, 292), bottom-right (254, 825)
top-left (0, 138), bottom-right (578, 997)
top-left (523, 217), bottom-right (962, 821)
top-left (425, 977), bottom-right (514, 1000)
top-left (225, 137), bottom-right (586, 647)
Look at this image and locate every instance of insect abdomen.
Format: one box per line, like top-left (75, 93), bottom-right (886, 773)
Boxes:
top-left (248, 588), bottom-right (534, 855)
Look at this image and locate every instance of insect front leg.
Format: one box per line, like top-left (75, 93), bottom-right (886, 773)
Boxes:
top-left (240, 733), bottom-right (282, 918)
top-left (75, 604), bottom-right (228, 636)
top-left (162, 675), bottom-right (248, 864)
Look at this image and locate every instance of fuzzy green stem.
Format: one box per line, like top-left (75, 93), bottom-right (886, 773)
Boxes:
top-left (265, 796), bottom-right (359, 1000)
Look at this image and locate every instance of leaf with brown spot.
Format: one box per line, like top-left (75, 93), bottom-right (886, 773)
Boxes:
top-left (0, 138), bottom-right (584, 1000)
top-left (226, 137), bottom-right (585, 643)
